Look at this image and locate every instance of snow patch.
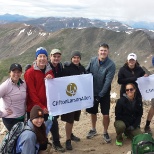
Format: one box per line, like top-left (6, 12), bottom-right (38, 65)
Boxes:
top-left (18, 29), bottom-right (25, 36)
top-left (125, 31), bottom-right (132, 35)
top-left (24, 23), bottom-right (30, 26)
top-left (27, 30), bottom-right (32, 36)
top-left (39, 32), bottom-right (46, 36)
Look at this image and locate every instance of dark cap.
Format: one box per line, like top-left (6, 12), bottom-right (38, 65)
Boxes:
top-left (30, 105), bottom-right (44, 121)
top-left (9, 63), bottom-right (22, 72)
top-left (71, 51), bottom-right (81, 59)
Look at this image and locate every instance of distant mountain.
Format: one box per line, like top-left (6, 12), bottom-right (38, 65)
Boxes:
top-left (125, 21), bottom-right (154, 30)
top-left (1, 14), bottom-right (154, 32)
top-left (0, 22), bottom-right (154, 95)
top-left (0, 13), bottom-right (32, 22)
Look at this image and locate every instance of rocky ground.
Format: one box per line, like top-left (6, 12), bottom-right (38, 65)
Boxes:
top-left (0, 102), bottom-right (153, 154)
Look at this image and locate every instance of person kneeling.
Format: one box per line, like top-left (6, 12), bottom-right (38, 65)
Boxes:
top-left (16, 105), bottom-right (48, 154)
top-left (114, 83), bottom-right (143, 146)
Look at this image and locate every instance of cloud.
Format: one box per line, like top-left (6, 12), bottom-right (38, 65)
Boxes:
top-left (0, 0), bottom-right (154, 22)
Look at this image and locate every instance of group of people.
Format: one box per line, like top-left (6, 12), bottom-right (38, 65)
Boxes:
top-left (0, 43), bottom-right (153, 153)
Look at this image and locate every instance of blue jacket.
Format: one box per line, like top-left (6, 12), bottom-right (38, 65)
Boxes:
top-left (86, 57), bottom-right (115, 97)
top-left (15, 120), bottom-right (39, 154)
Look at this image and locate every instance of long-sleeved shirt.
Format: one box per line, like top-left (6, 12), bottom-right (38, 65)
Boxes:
top-left (0, 78), bottom-right (26, 118)
top-left (86, 56), bottom-right (116, 97)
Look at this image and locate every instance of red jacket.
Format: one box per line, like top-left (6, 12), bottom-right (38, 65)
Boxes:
top-left (24, 62), bottom-right (54, 112)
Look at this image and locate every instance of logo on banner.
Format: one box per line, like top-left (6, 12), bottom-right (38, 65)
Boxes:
top-left (66, 83), bottom-right (77, 96)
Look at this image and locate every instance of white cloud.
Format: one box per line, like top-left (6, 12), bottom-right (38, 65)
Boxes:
top-left (0, 0), bottom-right (154, 22)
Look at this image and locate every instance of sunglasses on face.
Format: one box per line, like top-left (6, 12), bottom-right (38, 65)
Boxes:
top-left (126, 88), bottom-right (134, 92)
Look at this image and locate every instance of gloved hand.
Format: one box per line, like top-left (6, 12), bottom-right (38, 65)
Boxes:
top-left (127, 126), bottom-right (134, 131)
top-left (94, 96), bottom-right (101, 103)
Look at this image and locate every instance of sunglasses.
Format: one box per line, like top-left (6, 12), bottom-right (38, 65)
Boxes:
top-left (126, 88), bottom-right (134, 92)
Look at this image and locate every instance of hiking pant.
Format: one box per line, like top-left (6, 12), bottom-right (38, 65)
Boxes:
top-left (114, 120), bottom-right (142, 142)
top-left (2, 117), bottom-right (24, 131)
top-left (50, 116), bottom-right (60, 146)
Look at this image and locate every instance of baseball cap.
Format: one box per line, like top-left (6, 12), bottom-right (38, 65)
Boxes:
top-left (9, 63), bottom-right (22, 72)
top-left (50, 49), bottom-right (61, 55)
top-left (127, 53), bottom-right (137, 61)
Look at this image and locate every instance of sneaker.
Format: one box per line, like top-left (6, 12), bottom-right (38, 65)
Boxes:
top-left (71, 133), bottom-right (80, 142)
top-left (115, 140), bottom-right (123, 146)
top-left (66, 139), bottom-right (72, 150)
top-left (53, 143), bottom-right (65, 153)
top-left (144, 126), bottom-right (152, 134)
top-left (103, 133), bottom-right (111, 143)
top-left (86, 129), bottom-right (97, 139)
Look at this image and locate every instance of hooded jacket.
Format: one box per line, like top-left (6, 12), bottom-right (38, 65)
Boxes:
top-left (24, 62), bottom-right (54, 112)
top-left (16, 120), bottom-right (39, 154)
top-left (115, 95), bottom-right (143, 128)
top-left (118, 64), bottom-right (145, 98)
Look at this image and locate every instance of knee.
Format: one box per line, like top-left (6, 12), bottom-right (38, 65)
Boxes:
top-left (114, 120), bottom-right (126, 131)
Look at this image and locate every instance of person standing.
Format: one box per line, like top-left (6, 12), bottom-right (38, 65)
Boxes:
top-left (86, 43), bottom-right (116, 143)
top-left (24, 47), bottom-right (54, 119)
top-left (61, 51), bottom-right (86, 150)
top-left (24, 47), bottom-right (54, 151)
top-left (0, 63), bottom-right (26, 131)
top-left (117, 53), bottom-right (148, 98)
top-left (48, 49), bottom-right (65, 152)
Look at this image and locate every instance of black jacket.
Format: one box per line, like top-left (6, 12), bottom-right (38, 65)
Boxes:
top-left (117, 64), bottom-right (145, 98)
top-left (63, 62), bottom-right (86, 76)
top-left (48, 61), bottom-right (63, 78)
top-left (115, 96), bottom-right (143, 128)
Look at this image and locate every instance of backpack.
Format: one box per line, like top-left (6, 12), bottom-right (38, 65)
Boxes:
top-left (131, 133), bottom-right (154, 154)
top-left (0, 122), bottom-right (33, 154)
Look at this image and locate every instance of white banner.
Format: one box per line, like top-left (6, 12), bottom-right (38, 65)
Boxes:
top-left (45, 74), bottom-right (94, 116)
top-left (136, 74), bottom-right (154, 100)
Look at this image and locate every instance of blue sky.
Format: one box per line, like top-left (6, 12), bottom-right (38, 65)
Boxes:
top-left (0, 0), bottom-right (154, 22)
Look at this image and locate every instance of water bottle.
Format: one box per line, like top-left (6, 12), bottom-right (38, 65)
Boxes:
top-left (45, 115), bottom-right (53, 136)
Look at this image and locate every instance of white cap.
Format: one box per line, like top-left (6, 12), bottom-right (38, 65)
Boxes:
top-left (127, 53), bottom-right (137, 61)
top-left (50, 49), bottom-right (61, 55)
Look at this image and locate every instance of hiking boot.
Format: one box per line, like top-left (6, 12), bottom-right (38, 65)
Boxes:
top-left (115, 140), bottom-right (123, 146)
top-left (86, 129), bottom-right (97, 139)
top-left (103, 133), bottom-right (111, 143)
top-left (144, 126), bottom-right (152, 134)
top-left (66, 139), bottom-right (72, 150)
top-left (53, 143), bottom-right (65, 153)
top-left (71, 133), bottom-right (80, 142)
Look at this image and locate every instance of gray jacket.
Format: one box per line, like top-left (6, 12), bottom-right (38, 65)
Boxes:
top-left (86, 56), bottom-right (115, 97)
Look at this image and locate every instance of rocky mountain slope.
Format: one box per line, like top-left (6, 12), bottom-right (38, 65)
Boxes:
top-left (0, 23), bottom-right (154, 96)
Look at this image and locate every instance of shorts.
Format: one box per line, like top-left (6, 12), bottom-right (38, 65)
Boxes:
top-left (86, 94), bottom-right (110, 115)
top-left (151, 98), bottom-right (154, 108)
top-left (61, 110), bottom-right (81, 123)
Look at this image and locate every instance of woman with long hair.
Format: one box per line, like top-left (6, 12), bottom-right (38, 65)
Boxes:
top-left (114, 83), bottom-right (143, 146)
top-left (15, 105), bottom-right (48, 154)
top-left (118, 53), bottom-right (148, 98)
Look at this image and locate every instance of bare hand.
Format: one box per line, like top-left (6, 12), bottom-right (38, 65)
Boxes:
top-left (5, 108), bottom-right (13, 115)
top-left (45, 74), bottom-right (54, 79)
top-left (144, 74), bottom-right (149, 77)
top-left (43, 108), bottom-right (49, 114)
